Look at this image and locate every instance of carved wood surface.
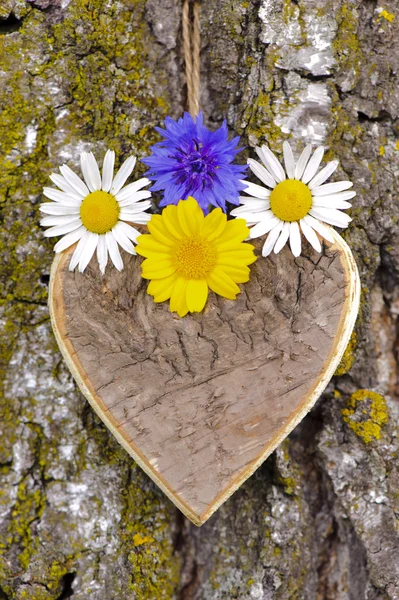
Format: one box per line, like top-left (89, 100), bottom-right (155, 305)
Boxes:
top-left (50, 234), bottom-right (359, 524)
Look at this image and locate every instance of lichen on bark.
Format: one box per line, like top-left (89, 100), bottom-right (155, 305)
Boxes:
top-left (1, 0), bottom-right (399, 598)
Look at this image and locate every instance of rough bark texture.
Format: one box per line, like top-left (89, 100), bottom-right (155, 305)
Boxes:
top-left (0, 0), bottom-right (399, 598)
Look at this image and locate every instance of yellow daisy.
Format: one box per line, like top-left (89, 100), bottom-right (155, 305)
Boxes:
top-left (136, 197), bottom-right (257, 317)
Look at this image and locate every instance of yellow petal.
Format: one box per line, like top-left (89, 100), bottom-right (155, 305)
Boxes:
top-left (217, 255), bottom-right (256, 269)
top-left (207, 268), bottom-right (240, 300)
top-left (141, 258), bottom-right (176, 279)
top-left (186, 279), bottom-right (209, 313)
top-left (135, 234), bottom-right (171, 258)
top-left (216, 241), bottom-right (256, 252)
top-left (177, 197), bottom-right (204, 236)
top-left (148, 215), bottom-right (178, 247)
top-left (137, 248), bottom-right (171, 260)
top-left (148, 273), bottom-right (177, 302)
top-left (221, 265), bottom-right (250, 284)
top-left (213, 218), bottom-right (249, 247)
top-left (218, 249), bottom-right (257, 267)
top-left (162, 205), bottom-right (185, 239)
top-left (200, 208), bottom-right (227, 241)
top-left (170, 277), bottom-right (189, 317)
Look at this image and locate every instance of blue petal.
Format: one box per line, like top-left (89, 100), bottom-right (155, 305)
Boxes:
top-left (141, 112), bottom-right (247, 215)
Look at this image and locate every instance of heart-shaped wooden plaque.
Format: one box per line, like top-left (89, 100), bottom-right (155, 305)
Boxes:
top-left (49, 231), bottom-right (359, 525)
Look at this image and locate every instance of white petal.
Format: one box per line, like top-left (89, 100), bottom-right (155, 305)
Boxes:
top-left (116, 221), bottom-right (141, 243)
top-left (88, 153), bottom-right (102, 190)
top-left (231, 211), bottom-right (267, 224)
top-left (240, 180), bottom-right (271, 199)
top-left (289, 221), bottom-right (301, 257)
top-left (237, 218), bottom-right (262, 227)
top-left (300, 218), bottom-right (321, 253)
top-left (39, 203), bottom-right (80, 216)
top-left (262, 222), bottom-right (284, 257)
top-left (49, 173), bottom-right (84, 199)
top-left (69, 231), bottom-right (89, 271)
top-left (303, 215), bottom-right (334, 244)
top-left (112, 222), bottom-right (137, 255)
top-left (115, 178), bottom-right (151, 201)
top-left (79, 232), bottom-right (99, 272)
top-left (283, 142), bottom-right (295, 179)
top-left (119, 205), bottom-right (150, 218)
top-left (110, 156), bottom-right (137, 195)
top-left (118, 201), bottom-right (152, 214)
top-left (308, 160), bottom-right (339, 189)
top-left (314, 190), bottom-right (356, 202)
top-left (239, 195), bottom-right (270, 205)
top-left (309, 207), bottom-right (351, 228)
top-left (312, 181), bottom-right (353, 196)
top-left (302, 146), bottom-right (324, 184)
top-left (260, 145), bottom-right (286, 182)
top-left (54, 226), bottom-right (85, 253)
top-left (294, 145), bottom-right (312, 180)
top-left (41, 214), bottom-right (81, 227)
top-left (247, 159), bottom-right (276, 189)
top-left (80, 153), bottom-right (95, 192)
top-left (119, 199), bottom-right (152, 213)
top-left (106, 231), bottom-right (123, 270)
top-left (255, 148), bottom-right (277, 184)
top-left (43, 219), bottom-right (82, 237)
top-left (117, 192), bottom-right (152, 207)
top-left (81, 152), bottom-right (102, 192)
top-left (60, 164), bottom-right (90, 197)
top-left (102, 150), bottom-right (115, 193)
top-left (249, 213), bottom-right (280, 238)
top-left (312, 197), bottom-right (352, 210)
top-left (273, 221), bottom-right (290, 254)
top-left (120, 211), bottom-right (151, 225)
top-left (43, 187), bottom-right (81, 206)
top-left (96, 235), bottom-right (108, 274)
top-left (231, 200), bottom-right (270, 215)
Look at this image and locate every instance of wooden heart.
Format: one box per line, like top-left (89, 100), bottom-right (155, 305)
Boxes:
top-left (49, 231), bottom-right (359, 525)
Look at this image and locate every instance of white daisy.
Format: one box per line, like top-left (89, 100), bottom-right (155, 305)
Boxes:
top-left (231, 142), bottom-right (355, 257)
top-left (40, 150), bottom-right (152, 273)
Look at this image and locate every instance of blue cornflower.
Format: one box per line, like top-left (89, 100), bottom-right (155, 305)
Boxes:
top-left (142, 112), bottom-right (248, 214)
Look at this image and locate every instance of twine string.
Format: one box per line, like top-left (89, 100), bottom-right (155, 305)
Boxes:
top-left (182, 0), bottom-right (201, 116)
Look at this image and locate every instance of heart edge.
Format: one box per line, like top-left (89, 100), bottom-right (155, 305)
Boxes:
top-left (49, 229), bottom-right (360, 526)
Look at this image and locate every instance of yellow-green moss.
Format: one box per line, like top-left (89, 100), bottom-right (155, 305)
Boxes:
top-left (133, 533), bottom-right (155, 547)
top-left (377, 9), bottom-right (395, 23)
top-left (16, 588), bottom-right (54, 600)
top-left (119, 465), bottom-right (180, 599)
top-left (333, 4), bottom-right (362, 86)
top-left (335, 332), bottom-right (357, 376)
top-left (283, 0), bottom-right (297, 24)
top-left (244, 90), bottom-right (286, 148)
top-left (42, 556), bottom-right (78, 594)
top-left (278, 476), bottom-right (297, 496)
top-left (342, 390), bottom-right (389, 443)
top-left (8, 480), bottom-right (46, 570)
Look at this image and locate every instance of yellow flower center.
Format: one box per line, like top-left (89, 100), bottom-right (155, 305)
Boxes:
top-left (270, 179), bottom-right (312, 222)
top-left (80, 191), bottom-right (120, 234)
top-left (173, 235), bottom-right (217, 279)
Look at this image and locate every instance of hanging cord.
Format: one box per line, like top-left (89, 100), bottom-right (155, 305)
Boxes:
top-left (182, 0), bottom-right (201, 115)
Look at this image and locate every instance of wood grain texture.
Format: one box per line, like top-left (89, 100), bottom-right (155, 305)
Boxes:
top-left (49, 231), bottom-right (359, 525)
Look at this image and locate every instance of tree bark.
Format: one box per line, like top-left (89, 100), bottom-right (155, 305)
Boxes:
top-left (0, 0), bottom-right (399, 599)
